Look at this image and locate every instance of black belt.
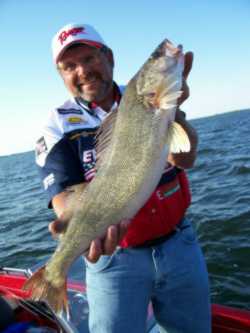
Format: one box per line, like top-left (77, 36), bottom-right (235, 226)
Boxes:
top-left (132, 230), bottom-right (177, 248)
top-left (132, 223), bottom-right (190, 249)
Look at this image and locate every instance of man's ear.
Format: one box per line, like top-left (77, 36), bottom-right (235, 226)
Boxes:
top-left (107, 49), bottom-right (114, 68)
top-left (102, 46), bottom-right (114, 67)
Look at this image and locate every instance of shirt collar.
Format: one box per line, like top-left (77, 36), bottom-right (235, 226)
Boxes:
top-left (74, 82), bottom-right (122, 116)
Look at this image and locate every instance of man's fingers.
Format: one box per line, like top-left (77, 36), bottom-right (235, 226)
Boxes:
top-left (85, 220), bottom-right (131, 263)
top-left (48, 218), bottom-right (68, 238)
top-left (87, 239), bottom-right (102, 263)
top-left (103, 225), bottom-right (118, 255)
top-left (86, 227), bottom-right (117, 263)
top-left (48, 220), bottom-right (62, 238)
top-left (183, 52), bottom-right (194, 80)
top-left (177, 52), bottom-right (193, 106)
top-left (118, 219), bottom-right (131, 241)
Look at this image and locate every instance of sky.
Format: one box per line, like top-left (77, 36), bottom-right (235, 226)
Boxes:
top-left (0, 0), bottom-right (249, 156)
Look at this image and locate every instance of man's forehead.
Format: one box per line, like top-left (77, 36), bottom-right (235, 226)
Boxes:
top-left (59, 43), bottom-right (99, 61)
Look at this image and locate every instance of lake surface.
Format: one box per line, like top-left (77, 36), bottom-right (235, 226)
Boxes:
top-left (0, 109), bottom-right (249, 309)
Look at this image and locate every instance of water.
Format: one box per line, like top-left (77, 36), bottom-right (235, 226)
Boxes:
top-left (0, 109), bottom-right (249, 310)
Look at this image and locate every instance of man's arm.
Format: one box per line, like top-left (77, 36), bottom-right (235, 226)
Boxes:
top-left (167, 109), bottom-right (198, 169)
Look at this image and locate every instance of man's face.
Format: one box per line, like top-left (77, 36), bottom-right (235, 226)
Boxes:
top-left (57, 44), bottom-right (114, 103)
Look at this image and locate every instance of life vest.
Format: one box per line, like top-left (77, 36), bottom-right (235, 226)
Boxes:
top-left (120, 165), bottom-right (191, 247)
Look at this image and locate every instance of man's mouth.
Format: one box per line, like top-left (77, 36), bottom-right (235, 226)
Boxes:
top-left (83, 73), bottom-right (102, 84)
top-left (78, 74), bottom-right (102, 91)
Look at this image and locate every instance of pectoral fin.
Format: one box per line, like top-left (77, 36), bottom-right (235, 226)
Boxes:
top-left (167, 121), bottom-right (191, 153)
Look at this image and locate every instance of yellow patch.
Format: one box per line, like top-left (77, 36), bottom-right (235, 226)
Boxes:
top-left (67, 116), bottom-right (84, 124)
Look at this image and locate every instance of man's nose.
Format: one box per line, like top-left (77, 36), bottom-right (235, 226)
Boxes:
top-left (76, 62), bottom-right (88, 76)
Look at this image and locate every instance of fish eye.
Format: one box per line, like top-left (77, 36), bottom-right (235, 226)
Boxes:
top-left (145, 92), bottom-right (156, 98)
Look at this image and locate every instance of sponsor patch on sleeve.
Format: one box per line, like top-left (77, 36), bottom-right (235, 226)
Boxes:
top-left (43, 173), bottom-right (55, 190)
top-left (35, 136), bottom-right (51, 167)
top-left (35, 136), bottom-right (47, 156)
top-left (57, 108), bottom-right (83, 115)
top-left (67, 116), bottom-right (85, 124)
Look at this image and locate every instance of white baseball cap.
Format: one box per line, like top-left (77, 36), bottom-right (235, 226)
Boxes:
top-left (52, 23), bottom-right (107, 64)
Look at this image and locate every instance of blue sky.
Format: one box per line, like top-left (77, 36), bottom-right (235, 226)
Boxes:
top-left (0, 0), bottom-right (249, 155)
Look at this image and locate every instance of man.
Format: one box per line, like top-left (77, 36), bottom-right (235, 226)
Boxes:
top-left (36, 23), bottom-right (211, 333)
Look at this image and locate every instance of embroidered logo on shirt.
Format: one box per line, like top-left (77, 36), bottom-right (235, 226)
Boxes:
top-left (67, 116), bottom-right (85, 124)
top-left (156, 179), bottom-right (180, 200)
top-left (57, 108), bottom-right (83, 115)
top-left (35, 136), bottom-right (47, 156)
top-left (83, 149), bottom-right (96, 181)
top-left (43, 173), bottom-right (55, 190)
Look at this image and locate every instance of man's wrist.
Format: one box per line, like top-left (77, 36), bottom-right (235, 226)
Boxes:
top-left (174, 108), bottom-right (198, 147)
top-left (175, 109), bottom-right (186, 123)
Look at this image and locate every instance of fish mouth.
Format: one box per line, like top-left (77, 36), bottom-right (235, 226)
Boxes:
top-left (152, 39), bottom-right (183, 59)
top-left (135, 38), bottom-right (184, 108)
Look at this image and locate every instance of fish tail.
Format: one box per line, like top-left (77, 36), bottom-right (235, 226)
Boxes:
top-left (22, 266), bottom-right (68, 314)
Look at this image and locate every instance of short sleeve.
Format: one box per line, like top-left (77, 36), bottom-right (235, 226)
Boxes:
top-left (36, 136), bottom-right (85, 207)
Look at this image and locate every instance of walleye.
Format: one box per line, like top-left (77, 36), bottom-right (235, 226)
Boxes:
top-left (23, 39), bottom-right (191, 313)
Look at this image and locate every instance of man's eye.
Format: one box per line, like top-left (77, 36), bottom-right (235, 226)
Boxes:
top-left (64, 63), bottom-right (76, 71)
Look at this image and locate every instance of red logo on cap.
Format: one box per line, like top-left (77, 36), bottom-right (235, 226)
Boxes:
top-left (58, 27), bottom-right (85, 45)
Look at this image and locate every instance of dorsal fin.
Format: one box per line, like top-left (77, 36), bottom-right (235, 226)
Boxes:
top-left (95, 107), bottom-right (119, 170)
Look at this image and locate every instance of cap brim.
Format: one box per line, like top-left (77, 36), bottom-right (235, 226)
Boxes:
top-left (55, 39), bottom-right (104, 64)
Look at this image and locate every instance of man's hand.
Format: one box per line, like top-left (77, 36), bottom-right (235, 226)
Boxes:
top-left (168, 51), bottom-right (198, 169)
top-left (177, 52), bottom-right (194, 106)
top-left (86, 219), bottom-right (130, 263)
top-left (49, 218), bottom-right (130, 263)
